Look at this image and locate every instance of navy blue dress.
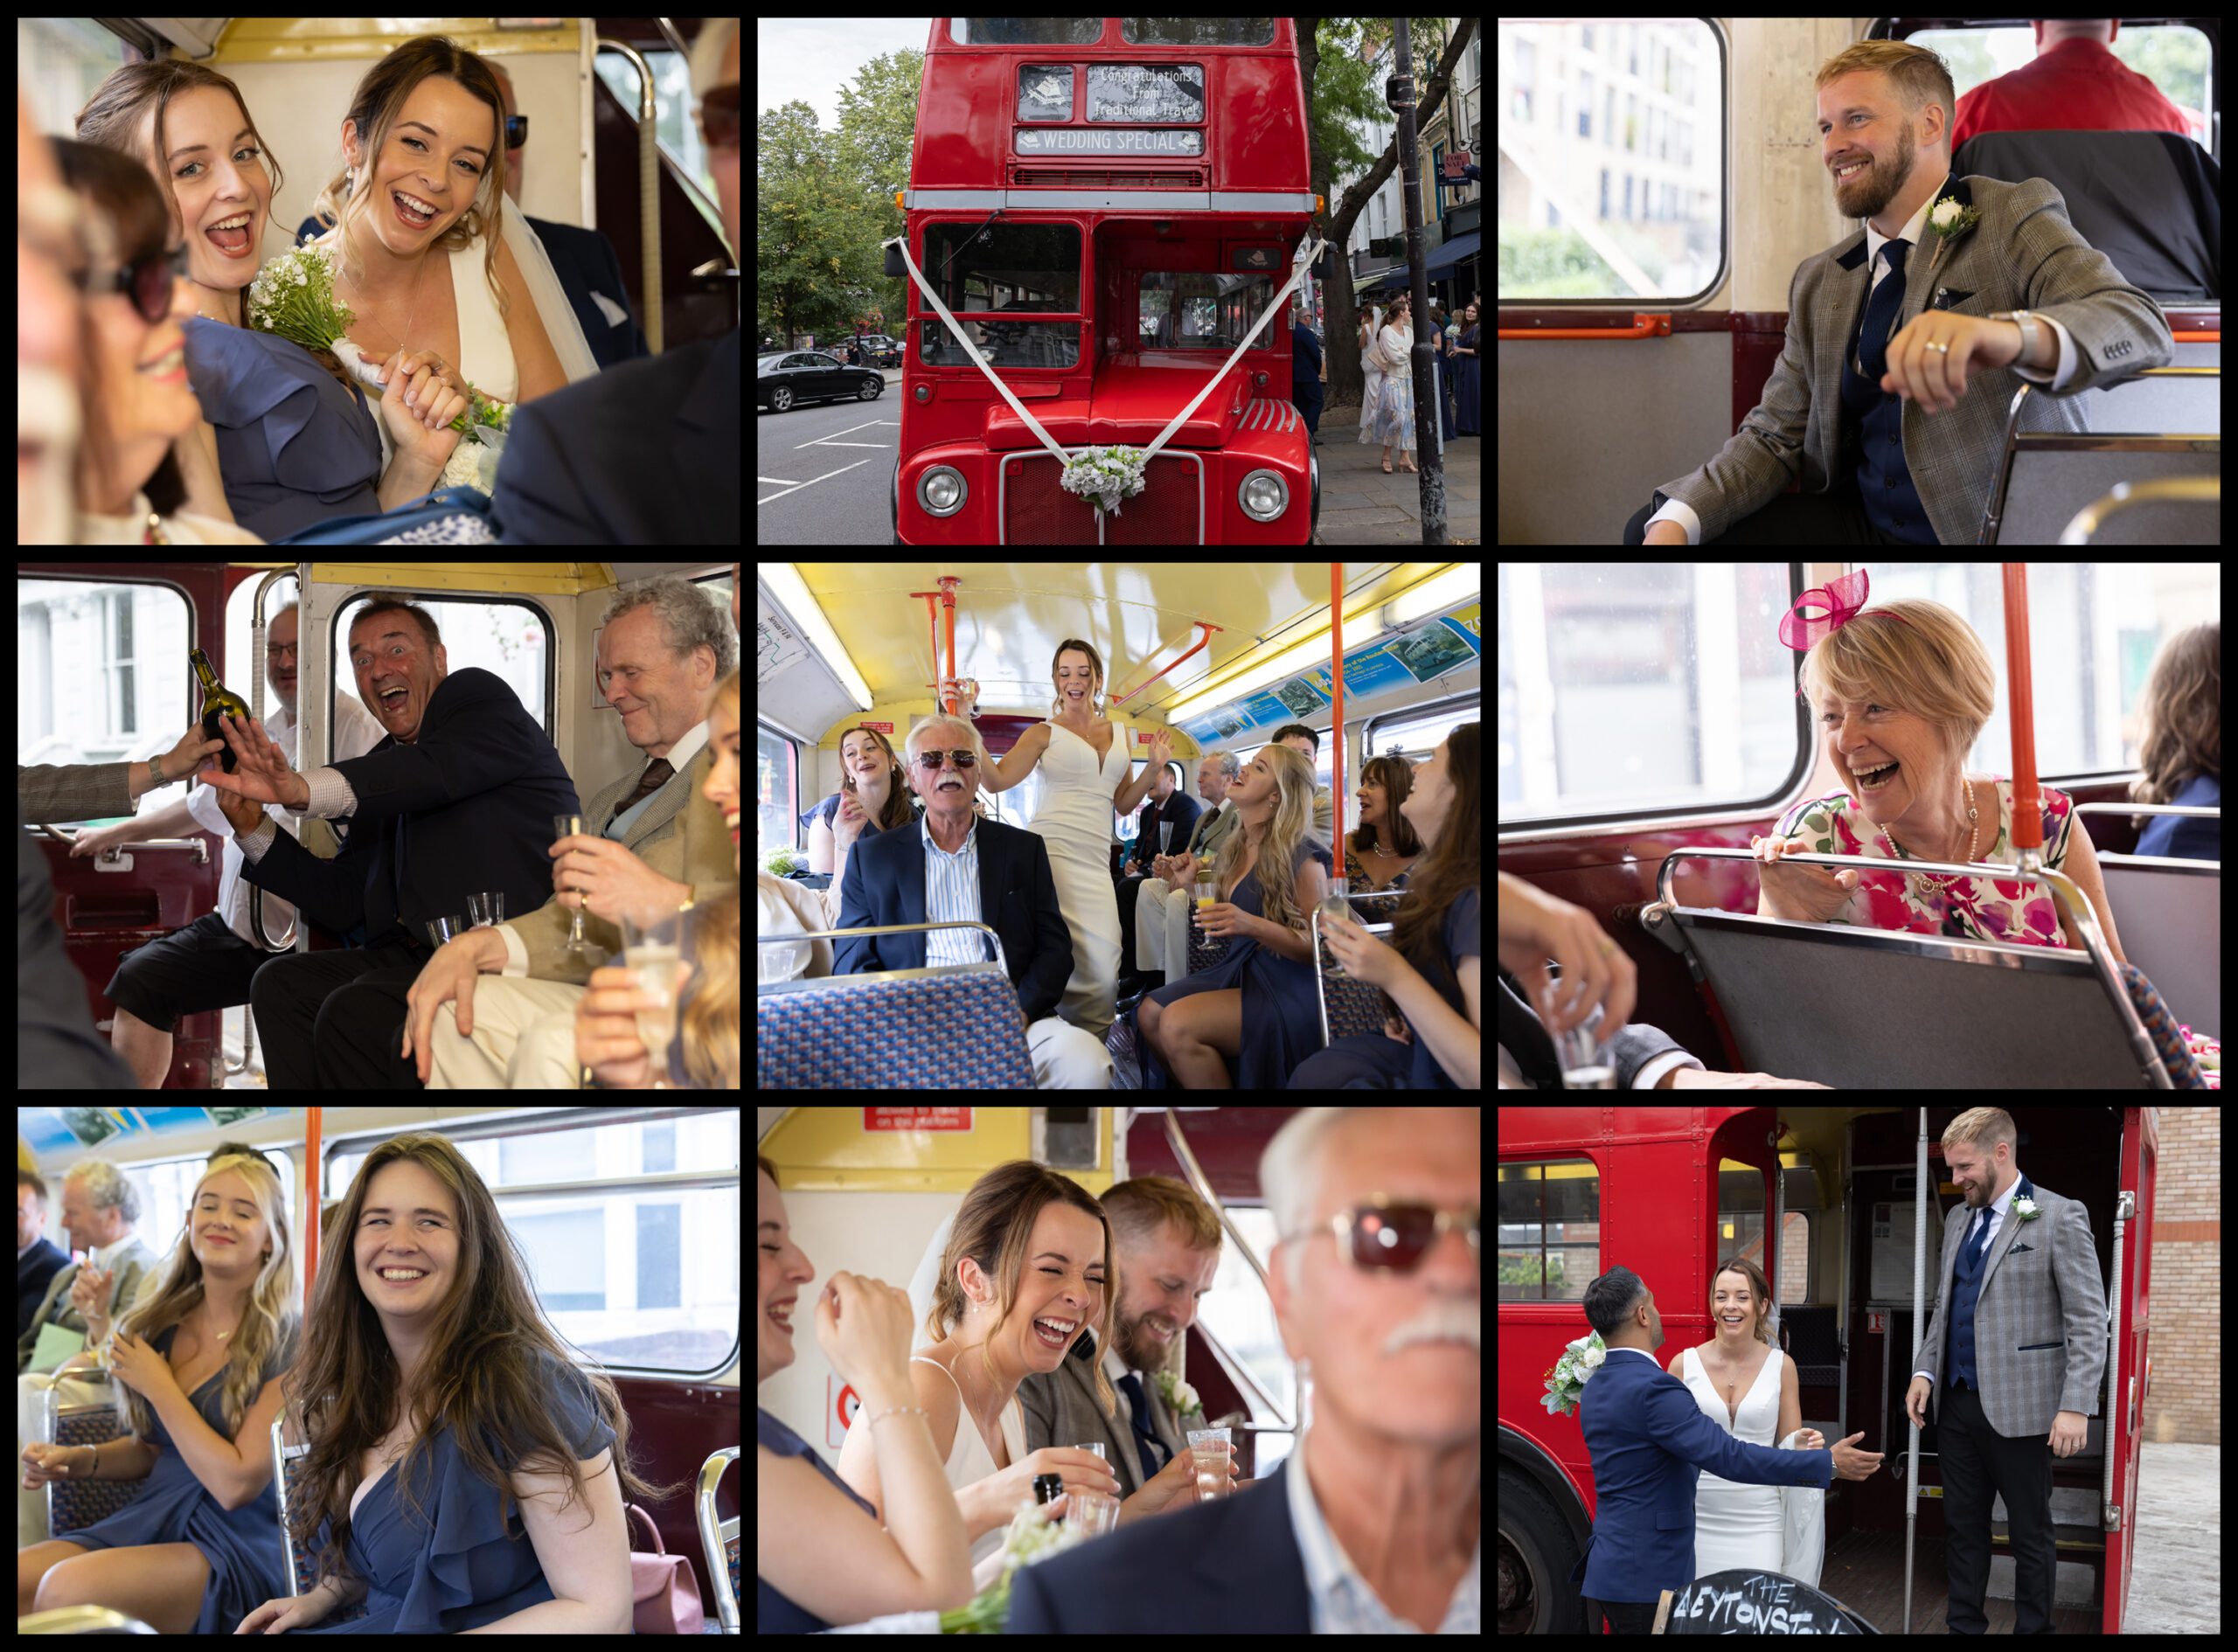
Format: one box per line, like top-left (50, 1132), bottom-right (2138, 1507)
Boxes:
top-left (181, 316), bottom-right (384, 541)
top-left (59, 1320), bottom-right (299, 1635)
top-left (1142, 838), bottom-right (1334, 1088)
top-left (756, 1407), bottom-right (879, 1632)
top-left (1289, 885), bottom-right (1480, 1089)
top-left (295, 1351), bottom-right (620, 1634)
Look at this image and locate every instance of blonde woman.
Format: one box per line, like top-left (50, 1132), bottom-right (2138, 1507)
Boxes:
top-left (1138, 743), bottom-right (1333, 1087)
top-left (18, 1153), bottom-right (299, 1634)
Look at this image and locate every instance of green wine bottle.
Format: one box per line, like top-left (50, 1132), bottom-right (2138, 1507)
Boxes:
top-left (190, 647), bottom-right (252, 774)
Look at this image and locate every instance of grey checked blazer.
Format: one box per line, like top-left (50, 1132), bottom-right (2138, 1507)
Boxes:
top-left (1655, 171), bottom-right (2173, 545)
top-left (1914, 1176), bottom-right (2108, 1439)
top-left (1015, 1336), bottom-right (1192, 1498)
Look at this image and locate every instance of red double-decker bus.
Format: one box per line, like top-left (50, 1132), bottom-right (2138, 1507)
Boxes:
top-left (887, 17), bottom-right (1322, 546)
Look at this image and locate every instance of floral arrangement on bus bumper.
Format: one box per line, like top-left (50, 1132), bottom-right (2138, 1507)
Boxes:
top-left (1060, 446), bottom-right (1150, 517)
top-left (245, 246), bottom-right (513, 447)
top-left (1543, 1329), bottom-right (1607, 1417)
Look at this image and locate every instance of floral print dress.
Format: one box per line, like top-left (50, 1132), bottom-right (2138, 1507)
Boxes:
top-left (1770, 775), bottom-right (2079, 947)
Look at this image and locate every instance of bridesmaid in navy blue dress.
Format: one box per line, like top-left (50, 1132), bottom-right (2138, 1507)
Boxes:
top-left (1292, 725), bottom-right (1481, 1089)
top-left (1137, 744), bottom-right (1333, 1088)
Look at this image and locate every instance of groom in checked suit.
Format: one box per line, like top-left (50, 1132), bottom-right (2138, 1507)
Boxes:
top-left (1568, 1267), bottom-right (1881, 1634)
top-left (1627, 38), bottom-right (2172, 547)
top-left (1905, 1108), bottom-right (2107, 1635)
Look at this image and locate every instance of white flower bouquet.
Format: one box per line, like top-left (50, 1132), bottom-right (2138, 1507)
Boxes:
top-left (1543, 1329), bottom-right (1608, 1418)
top-left (245, 245), bottom-right (513, 458)
top-left (936, 1499), bottom-right (1085, 1633)
top-left (1060, 445), bottom-right (1150, 517)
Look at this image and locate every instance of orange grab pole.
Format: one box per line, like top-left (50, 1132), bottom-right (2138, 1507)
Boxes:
top-left (1109, 621), bottom-right (1223, 705)
top-left (2001, 564), bottom-right (2042, 854)
top-left (302, 1107), bottom-right (323, 1303)
top-left (1330, 563), bottom-right (1346, 886)
top-left (912, 578), bottom-right (966, 718)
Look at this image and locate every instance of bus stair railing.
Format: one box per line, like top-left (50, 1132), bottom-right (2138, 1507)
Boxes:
top-left (2073, 802), bottom-right (2221, 1042)
top-left (757, 920), bottom-right (1037, 1090)
top-left (1976, 367), bottom-right (2220, 545)
top-left (1639, 847), bottom-right (2206, 1088)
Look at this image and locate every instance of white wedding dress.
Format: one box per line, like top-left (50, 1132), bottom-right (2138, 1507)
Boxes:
top-left (319, 193), bottom-right (600, 495)
top-left (1682, 1344), bottom-right (1795, 1580)
top-left (1025, 714), bottom-right (1130, 1041)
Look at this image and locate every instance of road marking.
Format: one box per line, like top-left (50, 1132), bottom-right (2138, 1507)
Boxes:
top-left (758, 456), bottom-right (876, 503)
top-left (810, 441), bottom-right (893, 448)
top-left (797, 419), bottom-right (900, 448)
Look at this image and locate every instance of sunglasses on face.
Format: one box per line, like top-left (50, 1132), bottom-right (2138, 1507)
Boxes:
top-left (80, 243), bottom-right (190, 327)
top-left (916, 751), bottom-right (978, 770)
top-left (1303, 1197), bottom-right (1481, 1274)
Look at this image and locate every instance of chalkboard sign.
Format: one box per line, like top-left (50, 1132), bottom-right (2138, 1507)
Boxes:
top-left (1661, 1570), bottom-right (1869, 1635)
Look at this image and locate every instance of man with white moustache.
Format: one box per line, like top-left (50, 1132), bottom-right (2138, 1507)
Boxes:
top-left (1007, 1107), bottom-right (1480, 1634)
top-left (396, 575), bottom-right (739, 1086)
top-left (834, 715), bottom-right (1111, 1088)
top-left (71, 600), bottom-right (387, 1086)
top-left (1014, 1176), bottom-right (1232, 1510)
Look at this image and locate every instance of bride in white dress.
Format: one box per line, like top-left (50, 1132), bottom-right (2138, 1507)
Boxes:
top-left (942, 644), bottom-right (1173, 1041)
top-left (1672, 1264), bottom-right (1825, 1587)
top-left (303, 67), bottom-right (601, 494)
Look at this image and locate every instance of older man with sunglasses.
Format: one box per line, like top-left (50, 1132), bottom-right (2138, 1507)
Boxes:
top-left (1009, 1107), bottom-right (1481, 1634)
top-left (831, 714), bottom-right (1111, 1088)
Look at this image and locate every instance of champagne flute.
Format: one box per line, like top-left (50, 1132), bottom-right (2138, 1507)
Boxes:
top-left (553, 814), bottom-right (592, 953)
top-left (620, 900), bottom-right (690, 1087)
top-left (1316, 878), bottom-right (1353, 977)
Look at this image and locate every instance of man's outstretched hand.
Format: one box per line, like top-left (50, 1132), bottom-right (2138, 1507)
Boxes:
top-left (1830, 1430), bottom-right (1885, 1482)
top-left (197, 712), bottom-right (309, 810)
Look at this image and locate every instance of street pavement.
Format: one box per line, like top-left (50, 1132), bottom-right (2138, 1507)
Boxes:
top-left (756, 369), bottom-right (1479, 545)
top-left (756, 371), bottom-right (902, 545)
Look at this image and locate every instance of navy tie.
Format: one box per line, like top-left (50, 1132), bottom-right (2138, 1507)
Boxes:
top-left (1115, 1372), bottom-right (1168, 1484)
top-left (1855, 239), bottom-right (1911, 382)
top-left (1964, 1207), bottom-right (1993, 1270)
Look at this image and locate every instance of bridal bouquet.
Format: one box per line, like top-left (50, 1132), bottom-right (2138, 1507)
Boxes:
top-left (936, 1500), bottom-right (1084, 1633)
top-left (1543, 1329), bottom-right (1607, 1418)
top-left (246, 245), bottom-right (513, 478)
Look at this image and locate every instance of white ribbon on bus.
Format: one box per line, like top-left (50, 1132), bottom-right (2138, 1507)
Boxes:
top-left (885, 228), bottom-right (1327, 513)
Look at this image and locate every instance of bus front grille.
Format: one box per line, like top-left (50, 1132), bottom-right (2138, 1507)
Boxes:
top-left (997, 452), bottom-right (1205, 545)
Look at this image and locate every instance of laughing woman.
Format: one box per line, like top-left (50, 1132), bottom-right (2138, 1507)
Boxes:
top-left (250, 1132), bottom-right (679, 1634)
top-left (72, 60), bottom-right (429, 538)
top-left (17, 1152), bottom-right (299, 1634)
top-left (295, 35), bottom-right (601, 496)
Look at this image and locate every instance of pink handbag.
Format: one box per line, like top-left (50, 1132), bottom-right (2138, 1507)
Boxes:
top-left (625, 1503), bottom-right (706, 1634)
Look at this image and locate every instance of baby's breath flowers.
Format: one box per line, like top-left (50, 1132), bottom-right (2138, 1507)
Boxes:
top-left (245, 245), bottom-right (511, 446)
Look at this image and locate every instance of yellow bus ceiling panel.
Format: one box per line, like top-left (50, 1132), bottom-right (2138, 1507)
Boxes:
top-left (304, 562), bottom-right (617, 595)
top-left (784, 562), bottom-right (1464, 735)
top-left (201, 18), bottom-right (584, 64)
top-left (761, 1106), bottom-right (1112, 1195)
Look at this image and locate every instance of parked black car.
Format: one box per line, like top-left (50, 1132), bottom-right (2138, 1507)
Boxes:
top-left (757, 351), bottom-right (884, 413)
top-left (854, 334), bottom-right (903, 368)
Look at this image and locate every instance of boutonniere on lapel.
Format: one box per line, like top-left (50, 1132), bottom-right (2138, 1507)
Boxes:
top-left (2012, 1192), bottom-right (2040, 1223)
top-left (1922, 193), bottom-right (1981, 281)
top-left (1153, 1370), bottom-right (1205, 1419)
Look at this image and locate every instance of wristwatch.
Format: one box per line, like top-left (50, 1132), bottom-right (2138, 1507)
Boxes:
top-left (1988, 309), bottom-right (2040, 367)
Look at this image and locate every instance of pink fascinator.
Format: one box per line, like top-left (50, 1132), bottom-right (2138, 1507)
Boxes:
top-left (1779, 567), bottom-right (1913, 651)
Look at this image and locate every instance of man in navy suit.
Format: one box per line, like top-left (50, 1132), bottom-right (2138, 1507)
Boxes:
top-left (198, 600), bottom-right (580, 1089)
top-left (833, 714), bottom-right (1109, 1088)
top-left (1122, 762), bottom-right (1202, 876)
top-left (1568, 1267), bottom-right (1880, 1633)
top-left (1008, 1107), bottom-right (1479, 1633)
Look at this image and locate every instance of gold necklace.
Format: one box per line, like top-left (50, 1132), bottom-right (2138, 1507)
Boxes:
top-left (1876, 775), bottom-right (1982, 880)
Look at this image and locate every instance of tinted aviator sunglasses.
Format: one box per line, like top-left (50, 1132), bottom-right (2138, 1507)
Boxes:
top-left (915, 751), bottom-right (978, 770)
top-left (1304, 1197), bottom-right (1481, 1273)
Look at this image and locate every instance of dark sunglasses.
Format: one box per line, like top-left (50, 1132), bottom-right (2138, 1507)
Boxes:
top-left (915, 751), bottom-right (979, 770)
top-left (504, 114), bottom-right (528, 150)
top-left (1305, 1197), bottom-right (1480, 1274)
top-left (80, 243), bottom-right (190, 326)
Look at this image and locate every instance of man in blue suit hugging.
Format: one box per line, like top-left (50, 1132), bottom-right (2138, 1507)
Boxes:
top-left (1569, 1267), bottom-right (1882, 1633)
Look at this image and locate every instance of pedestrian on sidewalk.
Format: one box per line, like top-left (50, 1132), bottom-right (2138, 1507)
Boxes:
top-left (1289, 300), bottom-right (1324, 442)
top-left (1360, 294), bottom-right (1418, 474)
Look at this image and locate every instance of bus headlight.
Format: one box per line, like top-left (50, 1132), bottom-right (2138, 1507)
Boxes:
top-left (1239, 469), bottom-right (1289, 522)
top-left (917, 467), bottom-right (967, 517)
